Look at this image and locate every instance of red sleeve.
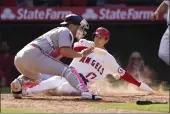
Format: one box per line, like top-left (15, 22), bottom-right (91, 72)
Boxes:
top-left (121, 71), bottom-right (141, 87)
top-left (73, 46), bottom-right (88, 52)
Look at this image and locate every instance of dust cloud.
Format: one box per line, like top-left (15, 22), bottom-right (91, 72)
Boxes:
top-left (89, 76), bottom-right (169, 96)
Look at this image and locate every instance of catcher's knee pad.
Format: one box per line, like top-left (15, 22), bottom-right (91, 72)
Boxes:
top-left (63, 67), bottom-right (88, 85)
top-left (10, 79), bottom-right (22, 99)
top-left (62, 67), bottom-right (73, 78)
top-left (63, 67), bottom-right (82, 80)
top-left (62, 67), bottom-right (89, 92)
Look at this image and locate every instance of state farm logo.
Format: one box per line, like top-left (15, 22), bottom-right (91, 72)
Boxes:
top-left (98, 8), bottom-right (153, 20)
top-left (1, 8), bottom-right (72, 20)
top-left (82, 8), bottom-right (98, 20)
top-left (1, 8), bottom-right (16, 20)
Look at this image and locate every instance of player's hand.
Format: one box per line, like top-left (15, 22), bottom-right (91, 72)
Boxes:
top-left (139, 82), bottom-right (155, 94)
top-left (81, 46), bottom-right (94, 57)
top-left (150, 12), bottom-right (159, 21)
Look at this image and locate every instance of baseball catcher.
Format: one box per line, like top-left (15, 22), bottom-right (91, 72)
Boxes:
top-left (10, 14), bottom-right (102, 100)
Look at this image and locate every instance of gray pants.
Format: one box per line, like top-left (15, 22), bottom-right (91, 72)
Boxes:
top-left (14, 45), bottom-right (67, 80)
top-left (158, 27), bottom-right (170, 66)
top-left (14, 44), bottom-right (88, 92)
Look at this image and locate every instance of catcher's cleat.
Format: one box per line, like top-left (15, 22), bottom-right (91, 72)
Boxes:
top-left (11, 76), bottom-right (40, 99)
top-left (10, 79), bottom-right (23, 99)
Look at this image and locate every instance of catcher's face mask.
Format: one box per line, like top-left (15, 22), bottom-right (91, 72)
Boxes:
top-left (76, 19), bottom-right (89, 39)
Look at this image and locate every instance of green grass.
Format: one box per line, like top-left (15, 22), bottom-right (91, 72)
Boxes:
top-left (93, 103), bottom-right (169, 112)
top-left (1, 108), bottom-right (40, 113)
top-left (1, 87), bottom-right (11, 93)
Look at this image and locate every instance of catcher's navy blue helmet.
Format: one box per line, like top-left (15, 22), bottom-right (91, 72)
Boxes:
top-left (60, 14), bottom-right (84, 25)
top-left (61, 14), bottom-right (89, 39)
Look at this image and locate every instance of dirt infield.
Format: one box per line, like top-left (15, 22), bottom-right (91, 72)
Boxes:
top-left (1, 92), bottom-right (169, 113)
top-left (1, 81), bottom-right (169, 113)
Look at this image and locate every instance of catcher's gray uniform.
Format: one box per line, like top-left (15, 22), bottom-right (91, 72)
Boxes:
top-left (14, 27), bottom-right (88, 92)
top-left (158, 1), bottom-right (170, 65)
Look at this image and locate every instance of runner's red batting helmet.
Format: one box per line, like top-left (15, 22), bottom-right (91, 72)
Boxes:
top-left (93, 27), bottom-right (110, 39)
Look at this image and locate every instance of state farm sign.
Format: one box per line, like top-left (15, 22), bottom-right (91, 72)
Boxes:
top-left (17, 8), bottom-right (72, 20)
top-left (1, 8), bottom-right (72, 21)
top-left (0, 7), bottom-right (167, 21)
top-left (83, 8), bottom-right (154, 20)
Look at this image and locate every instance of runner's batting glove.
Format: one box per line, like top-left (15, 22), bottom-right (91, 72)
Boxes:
top-left (139, 82), bottom-right (155, 93)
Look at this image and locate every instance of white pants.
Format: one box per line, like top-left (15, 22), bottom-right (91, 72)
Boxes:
top-left (27, 74), bottom-right (80, 96)
top-left (53, 77), bottom-right (81, 96)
